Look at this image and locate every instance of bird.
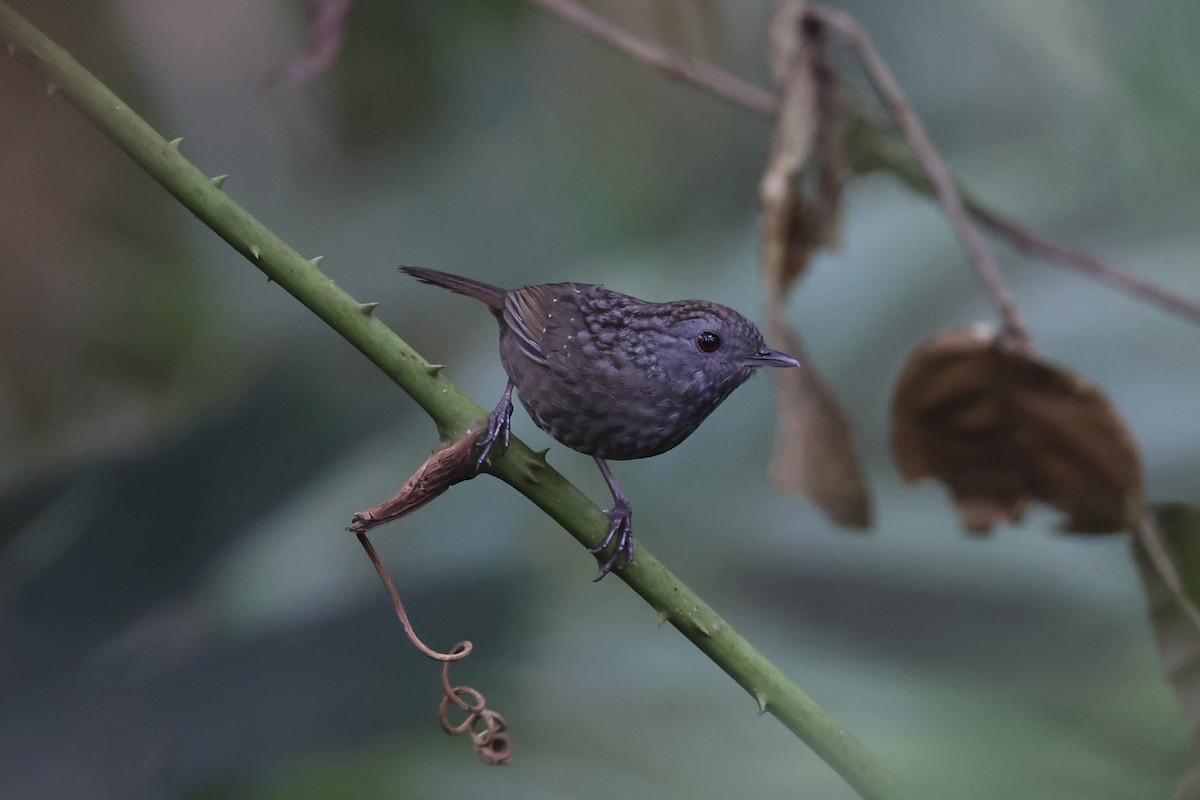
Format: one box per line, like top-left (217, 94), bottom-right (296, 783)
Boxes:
top-left (400, 266), bottom-right (800, 580)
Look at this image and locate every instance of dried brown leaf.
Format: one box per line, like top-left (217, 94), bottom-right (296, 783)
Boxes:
top-left (348, 433), bottom-right (478, 534)
top-left (1133, 505), bottom-right (1200, 767)
top-left (760, 0), bottom-right (819, 297)
top-left (758, 4), bottom-right (866, 528)
top-left (760, 1), bottom-right (848, 299)
top-left (768, 318), bottom-right (872, 528)
top-left (811, 89), bottom-right (846, 252)
top-left (766, 0), bottom-right (809, 85)
top-left (891, 324), bottom-right (1143, 533)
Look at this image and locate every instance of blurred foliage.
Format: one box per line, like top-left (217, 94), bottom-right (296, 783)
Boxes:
top-left (1, 1), bottom-right (1199, 798)
top-left (324, 0), bottom-right (525, 158)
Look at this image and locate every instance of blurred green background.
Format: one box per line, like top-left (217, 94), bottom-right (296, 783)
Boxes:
top-left (2, 1), bottom-right (1199, 798)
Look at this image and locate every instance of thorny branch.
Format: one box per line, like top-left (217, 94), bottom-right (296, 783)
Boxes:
top-left (530, 0), bottom-right (1200, 328)
top-left (0, 3), bottom-right (914, 795)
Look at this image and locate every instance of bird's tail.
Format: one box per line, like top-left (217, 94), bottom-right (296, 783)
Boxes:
top-left (400, 266), bottom-right (506, 310)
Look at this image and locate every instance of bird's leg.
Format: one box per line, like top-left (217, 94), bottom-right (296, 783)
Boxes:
top-left (475, 380), bottom-right (515, 472)
top-left (589, 457), bottom-right (634, 581)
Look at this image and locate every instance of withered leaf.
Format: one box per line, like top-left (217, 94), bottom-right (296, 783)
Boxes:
top-left (348, 433), bottom-right (478, 534)
top-left (760, 0), bottom-right (820, 297)
top-left (768, 317), bottom-right (871, 528)
top-left (891, 323), bottom-right (1143, 533)
top-left (1132, 505), bottom-right (1200, 780)
top-left (759, 2), bottom-right (866, 527)
top-left (760, 0), bottom-right (847, 297)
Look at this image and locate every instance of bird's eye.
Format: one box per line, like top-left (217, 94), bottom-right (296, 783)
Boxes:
top-left (696, 331), bottom-right (721, 353)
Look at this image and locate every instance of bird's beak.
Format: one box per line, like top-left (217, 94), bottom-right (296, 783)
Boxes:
top-left (745, 348), bottom-right (801, 368)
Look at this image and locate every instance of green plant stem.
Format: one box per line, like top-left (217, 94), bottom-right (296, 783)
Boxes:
top-left (0, 5), bottom-right (916, 799)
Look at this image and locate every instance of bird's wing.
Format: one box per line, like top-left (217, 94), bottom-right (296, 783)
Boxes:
top-left (503, 283), bottom-right (592, 367)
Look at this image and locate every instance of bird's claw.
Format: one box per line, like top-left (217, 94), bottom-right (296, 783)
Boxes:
top-left (474, 391), bottom-right (513, 472)
top-left (590, 499), bottom-right (633, 581)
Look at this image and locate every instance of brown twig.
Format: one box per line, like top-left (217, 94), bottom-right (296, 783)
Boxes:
top-left (526, 0), bottom-right (1200, 329)
top-left (529, 0), bottom-right (778, 117)
top-left (1135, 511), bottom-right (1200, 638)
top-left (845, 118), bottom-right (1200, 326)
top-left (807, 6), bottom-right (1027, 343)
top-left (973, 206), bottom-right (1200, 326)
top-left (348, 432), bottom-right (479, 534)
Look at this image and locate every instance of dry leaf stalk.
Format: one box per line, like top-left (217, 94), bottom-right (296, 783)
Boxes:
top-left (348, 433), bottom-right (479, 533)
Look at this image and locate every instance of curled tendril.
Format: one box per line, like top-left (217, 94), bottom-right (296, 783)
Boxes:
top-left (439, 681), bottom-right (512, 764)
top-left (356, 531), bottom-right (511, 764)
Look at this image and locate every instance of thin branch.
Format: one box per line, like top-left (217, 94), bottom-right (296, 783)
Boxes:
top-left (806, 6), bottom-right (1028, 342)
top-left (974, 206), bottom-right (1200, 326)
top-left (0, 4), bottom-right (914, 799)
top-left (1136, 512), bottom-right (1200, 637)
top-left (845, 117), bottom-right (1200, 326)
top-left (530, 0), bottom-right (778, 116)
top-left (528, 0), bottom-right (1200, 328)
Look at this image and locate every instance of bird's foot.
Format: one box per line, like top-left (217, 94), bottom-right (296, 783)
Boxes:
top-left (474, 384), bottom-right (514, 472)
top-left (589, 497), bottom-right (633, 581)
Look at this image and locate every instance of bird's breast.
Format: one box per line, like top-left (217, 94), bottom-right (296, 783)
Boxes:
top-left (498, 330), bottom-right (741, 460)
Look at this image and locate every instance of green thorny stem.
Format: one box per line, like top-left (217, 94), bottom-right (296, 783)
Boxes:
top-left (0, 4), bottom-right (916, 800)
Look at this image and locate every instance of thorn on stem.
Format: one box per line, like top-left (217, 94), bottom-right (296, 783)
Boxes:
top-left (249, 245), bottom-right (262, 259)
top-left (168, 136), bottom-right (183, 150)
top-left (424, 362), bottom-right (446, 376)
top-left (309, 254), bottom-right (325, 266)
top-left (754, 691), bottom-right (769, 715)
top-left (523, 454), bottom-right (547, 482)
top-left (210, 174), bottom-right (229, 188)
top-left (359, 301), bottom-right (381, 316)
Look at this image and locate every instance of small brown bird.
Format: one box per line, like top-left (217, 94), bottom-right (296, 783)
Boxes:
top-left (401, 267), bottom-right (800, 579)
